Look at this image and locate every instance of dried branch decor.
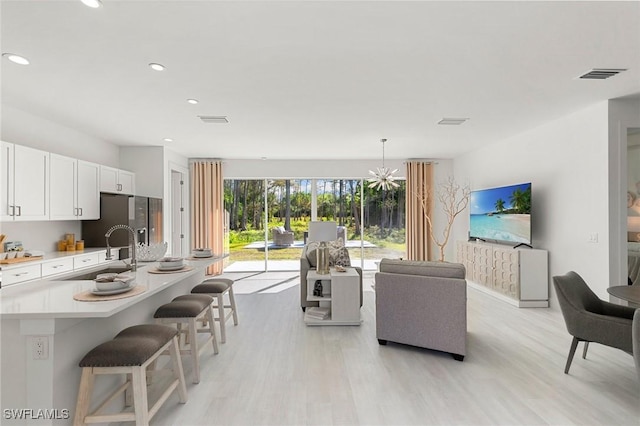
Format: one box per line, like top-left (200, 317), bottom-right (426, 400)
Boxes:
top-left (418, 176), bottom-right (470, 262)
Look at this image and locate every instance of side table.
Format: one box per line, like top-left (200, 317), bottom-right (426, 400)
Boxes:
top-left (304, 267), bottom-right (361, 325)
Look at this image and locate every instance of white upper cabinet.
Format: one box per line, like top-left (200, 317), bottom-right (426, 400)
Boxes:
top-left (100, 165), bottom-right (135, 195)
top-left (50, 154), bottom-right (100, 220)
top-left (49, 153), bottom-right (76, 220)
top-left (1, 142), bottom-right (15, 221)
top-left (77, 160), bottom-right (100, 219)
top-left (1, 142), bottom-right (49, 221)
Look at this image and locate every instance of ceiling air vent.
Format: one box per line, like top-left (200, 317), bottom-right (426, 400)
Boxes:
top-left (198, 115), bottom-right (229, 124)
top-left (578, 69), bottom-right (627, 80)
top-left (438, 118), bottom-right (469, 125)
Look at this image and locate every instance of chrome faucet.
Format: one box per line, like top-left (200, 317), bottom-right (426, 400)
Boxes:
top-left (105, 224), bottom-right (137, 272)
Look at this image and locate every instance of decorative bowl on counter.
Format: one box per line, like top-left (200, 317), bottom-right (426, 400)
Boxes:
top-left (158, 257), bottom-right (184, 270)
top-left (135, 242), bottom-right (168, 262)
top-left (192, 248), bottom-right (213, 258)
top-left (94, 273), bottom-right (135, 291)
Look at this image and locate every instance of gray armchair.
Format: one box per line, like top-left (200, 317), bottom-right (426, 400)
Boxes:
top-left (299, 243), bottom-right (363, 311)
top-left (272, 226), bottom-right (294, 246)
top-left (552, 271), bottom-right (635, 374)
top-left (375, 259), bottom-right (467, 361)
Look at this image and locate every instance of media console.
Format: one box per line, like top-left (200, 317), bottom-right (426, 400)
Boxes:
top-left (456, 241), bottom-right (549, 308)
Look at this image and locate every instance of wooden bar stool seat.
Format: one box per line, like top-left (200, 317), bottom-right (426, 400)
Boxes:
top-left (74, 324), bottom-right (187, 426)
top-left (153, 294), bottom-right (218, 384)
top-left (191, 278), bottom-right (238, 344)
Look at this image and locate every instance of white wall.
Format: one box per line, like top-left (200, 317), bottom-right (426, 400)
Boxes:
top-left (223, 158), bottom-right (406, 179)
top-left (453, 102), bottom-right (611, 303)
top-left (120, 146), bottom-right (165, 198)
top-left (1, 106), bottom-right (119, 166)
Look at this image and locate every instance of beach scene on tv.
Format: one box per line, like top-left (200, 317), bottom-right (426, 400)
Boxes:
top-left (470, 183), bottom-right (532, 244)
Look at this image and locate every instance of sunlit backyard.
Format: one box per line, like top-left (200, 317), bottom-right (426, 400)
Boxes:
top-left (223, 179), bottom-right (406, 271)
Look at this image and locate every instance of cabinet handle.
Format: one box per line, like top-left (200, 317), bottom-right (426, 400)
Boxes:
top-left (52, 264), bottom-right (65, 269)
top-left (16, 206), bottom-right (21, 216)
top-left (14, 272), bottom-right (30, 277)
top-left (118, 183), bottom-right (122, 191)
top-left (74, 207), bottom-right (78, 216)
top-left (79, 207), bottom-right (83, 216)
top-left (9, 205), bottom-right (15, 216)
top-left (82, 258), bottom-right (92, 263)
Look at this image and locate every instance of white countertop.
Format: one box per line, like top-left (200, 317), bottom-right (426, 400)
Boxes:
top-left (0, 256), bottom-right (225, 320)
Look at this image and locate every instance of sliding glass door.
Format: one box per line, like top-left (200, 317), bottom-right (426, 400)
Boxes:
top-left (223, 178), bottom-right (406, 272)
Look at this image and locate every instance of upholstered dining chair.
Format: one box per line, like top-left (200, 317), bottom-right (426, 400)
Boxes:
top-left (552, 271), bottom-right (635, 374)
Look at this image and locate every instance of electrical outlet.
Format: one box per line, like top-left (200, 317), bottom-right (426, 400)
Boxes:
top-left (32, 336), bottom-right (48, 360)
top-left (588, 233), bottom-right (599, 243)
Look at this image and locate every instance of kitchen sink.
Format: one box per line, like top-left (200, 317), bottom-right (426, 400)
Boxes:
top-left (62, 266), bottom-right (137, 281)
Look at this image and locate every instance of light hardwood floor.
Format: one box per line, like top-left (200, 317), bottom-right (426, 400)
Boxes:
top-left (139, 272), bottom-right (639, 425)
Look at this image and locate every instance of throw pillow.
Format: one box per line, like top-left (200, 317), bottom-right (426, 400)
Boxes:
top-left (328, 244), bottom-right (350, 266)
top-left (305, 242), bottom-right (320, 267)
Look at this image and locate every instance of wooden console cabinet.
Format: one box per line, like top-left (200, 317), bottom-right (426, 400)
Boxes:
top-left (456, 241), bottom-right (549, 307)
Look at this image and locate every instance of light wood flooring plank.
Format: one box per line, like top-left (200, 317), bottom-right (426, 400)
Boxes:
top-left (132, 272), bottom-right (639, 426)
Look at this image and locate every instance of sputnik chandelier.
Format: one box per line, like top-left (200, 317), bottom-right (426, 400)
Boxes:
top-left (367, 138), bottom-right (399, 191)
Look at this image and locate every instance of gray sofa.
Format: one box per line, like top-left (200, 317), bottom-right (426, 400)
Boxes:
top-left (300, 243), bottom-right (363, 311)
top-left (375, 258), bottom-right (467, 361)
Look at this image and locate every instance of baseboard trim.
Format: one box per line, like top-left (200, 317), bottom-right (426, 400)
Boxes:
top-left (467, 281), bottom-right (549, 308)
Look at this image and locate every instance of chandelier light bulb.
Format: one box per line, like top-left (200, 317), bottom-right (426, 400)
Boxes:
top-left (367, 138), bottom-right (399, 191)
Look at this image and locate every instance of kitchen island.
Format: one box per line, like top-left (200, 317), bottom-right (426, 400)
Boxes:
top-left (0, 255), bottom-right (226, 425)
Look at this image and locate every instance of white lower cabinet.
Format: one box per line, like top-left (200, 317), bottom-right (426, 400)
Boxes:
top-left (41, 258), bottom-right (74, 277)
top-left (73, 253), bottom-right (100, 269)
top-left (456, 241), bottom-right (549, 307)
top-left (2, 264), bottom-right (42, 286)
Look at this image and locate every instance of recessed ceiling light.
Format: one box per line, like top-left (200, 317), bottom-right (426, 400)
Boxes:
top-left (2, 53), bottom-right (29, 65)
top-left (163, 138), bottom-right (173, 143)
top-left (81, 0), bottom-right (103, 8)
top-left (149, 63), bottom-right (165, 71)
top-left (438, 118), bottom-right (469, 125)
top-left (187, 99), bottom-right (199, 105)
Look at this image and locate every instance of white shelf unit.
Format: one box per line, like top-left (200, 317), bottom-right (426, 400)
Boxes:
top-left (456, 240), bottom-right (549, 308)
top-left (304, 268), bottom-right (361, 325)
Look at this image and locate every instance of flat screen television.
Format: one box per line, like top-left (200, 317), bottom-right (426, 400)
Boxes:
top-left (469, 182), bottom-right (532, 246)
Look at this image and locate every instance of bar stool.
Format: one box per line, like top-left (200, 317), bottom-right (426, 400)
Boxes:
top-left (153, 294), bottom-right (218, 384)
top-left (191, 278), bottom-right (238, 344)
top-left (74, 324), bottom-right (187, 426)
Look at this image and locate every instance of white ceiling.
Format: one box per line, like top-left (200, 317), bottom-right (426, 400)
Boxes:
top-left (1, 1), bottom-right (639, 160)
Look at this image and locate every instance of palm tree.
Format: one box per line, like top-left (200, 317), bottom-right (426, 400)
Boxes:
top-left (509, 189), bottom-right (527, 213)
top-left (495, 198), bottom-right (505, 213)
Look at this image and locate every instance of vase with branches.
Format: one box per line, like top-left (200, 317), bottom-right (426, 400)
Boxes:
top-left (418, 176), bottom-right (471, 262)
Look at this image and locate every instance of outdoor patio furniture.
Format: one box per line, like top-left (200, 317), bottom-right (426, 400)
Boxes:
top-left (272, 226), bottom-right (294, 246)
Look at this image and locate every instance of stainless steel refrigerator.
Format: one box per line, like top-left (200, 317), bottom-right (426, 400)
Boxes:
top-left (82, 193), bottom-right (163, 257)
